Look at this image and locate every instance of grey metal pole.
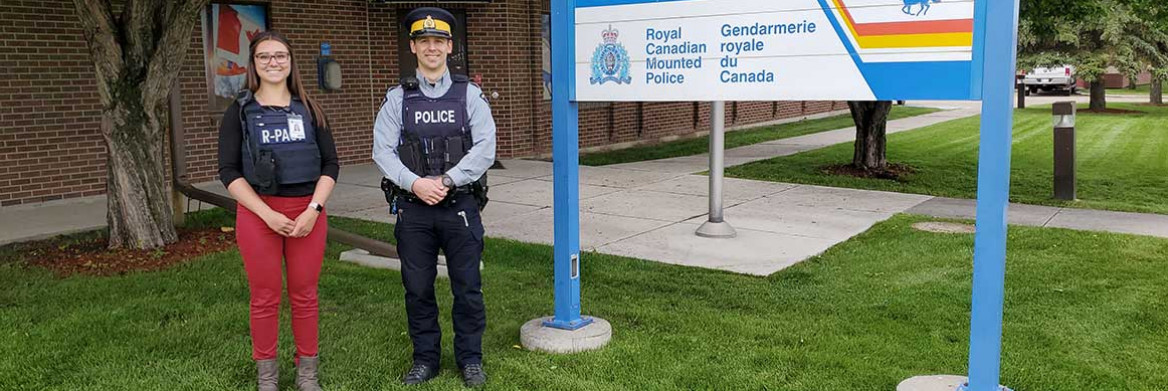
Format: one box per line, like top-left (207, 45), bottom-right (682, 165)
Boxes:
top-left (696, 101), bottom-right (736, 238)
top-left (710, 101), bottom-right (725, 222)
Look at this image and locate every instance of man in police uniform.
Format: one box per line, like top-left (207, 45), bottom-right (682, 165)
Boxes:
top-left (372, 7), bottom-right (495, 388)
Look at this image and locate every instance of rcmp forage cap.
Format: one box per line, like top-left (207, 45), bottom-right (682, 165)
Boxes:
top-left (406, 7), bottom-right (455, 39)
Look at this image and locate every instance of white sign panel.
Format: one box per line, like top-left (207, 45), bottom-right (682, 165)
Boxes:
top-left (575, 0), bottom-right (981, 101)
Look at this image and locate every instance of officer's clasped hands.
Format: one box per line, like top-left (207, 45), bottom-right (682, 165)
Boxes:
top-left (411, 177), bottom-right (448, 205)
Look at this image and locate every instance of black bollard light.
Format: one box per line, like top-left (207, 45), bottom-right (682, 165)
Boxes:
top-left (1016, 81), bottom-right (1026, 108)
top-left (1052, 101), bottom-right (1076, 200)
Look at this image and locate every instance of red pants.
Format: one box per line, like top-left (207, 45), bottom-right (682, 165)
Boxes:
top-left (235, 195), bottom-right (327, 360)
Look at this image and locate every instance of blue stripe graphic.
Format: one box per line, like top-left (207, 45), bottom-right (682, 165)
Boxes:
top-left (862, 61), bottom-right (974, 100)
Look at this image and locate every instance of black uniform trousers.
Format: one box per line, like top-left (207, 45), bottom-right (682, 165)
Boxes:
top-left (394, 193), bottom-right (486, 368)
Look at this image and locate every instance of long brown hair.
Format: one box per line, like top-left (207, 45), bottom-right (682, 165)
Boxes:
top-left (246, 31), bottom-right (329, 129)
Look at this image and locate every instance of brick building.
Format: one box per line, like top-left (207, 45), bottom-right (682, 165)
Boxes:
top-left (0, 0), bottom-right (848, 207)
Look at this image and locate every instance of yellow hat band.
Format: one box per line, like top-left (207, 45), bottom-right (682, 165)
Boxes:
top-left (411, 18), bottom-right (451, 36)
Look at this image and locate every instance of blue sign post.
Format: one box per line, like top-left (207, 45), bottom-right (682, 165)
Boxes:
top-left (961, 0), bottom-right (1021, 390)
top-left (541, 2), bottom-right (1023, 389)
top-left (545, 0), bottom-right (593, 331)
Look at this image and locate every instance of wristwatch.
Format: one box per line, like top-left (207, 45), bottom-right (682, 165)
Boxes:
top-left (441, 175), bottom-right (455, 189)
top-left (308, 202), bottom-right (324, 212)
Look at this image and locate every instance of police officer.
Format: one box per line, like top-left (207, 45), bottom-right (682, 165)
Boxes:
top-left (371, 7), bottom-right (495, 388)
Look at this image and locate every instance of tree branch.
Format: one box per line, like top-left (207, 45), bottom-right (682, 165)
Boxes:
top-left (159, 1), bottom-right (180, 29)
top-left (72, 0), bottom-right (123, 104)
top-left (141, 0), bottom-right (211, 116)
top-left (122, 0), bottom-right (158, 68)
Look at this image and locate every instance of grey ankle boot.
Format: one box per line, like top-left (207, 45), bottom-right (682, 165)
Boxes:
top-left (256, 359), bottom-right (279, 391)
top-left (296, 356), bottom-right (322, 391)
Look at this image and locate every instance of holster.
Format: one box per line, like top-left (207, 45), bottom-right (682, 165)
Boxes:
top-left (470, 173), bottom-right (488, 211)
top-left (380, 177), bottom-right (401, 214)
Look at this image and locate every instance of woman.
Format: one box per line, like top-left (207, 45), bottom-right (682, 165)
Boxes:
top-left (217, 31), bottom-right (338, 391)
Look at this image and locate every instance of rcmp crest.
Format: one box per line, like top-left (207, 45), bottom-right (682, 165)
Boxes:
top-left (590, 25), bottom-right (632, 85)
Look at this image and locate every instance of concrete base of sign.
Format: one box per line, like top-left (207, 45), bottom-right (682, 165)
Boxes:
top-left (898, 375), bottom-right (967, 391)
top-left (520, 316), bottom-right (612, 354)
top-left (695, 220), bottom-right (737, 238)
top-left (897, 375), bottom-right (1011, 391)
top-left (338, 249), bottom-right (482, 279)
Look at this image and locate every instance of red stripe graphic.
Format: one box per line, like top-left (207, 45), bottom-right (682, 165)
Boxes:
top-left (853, 19), bottom-right (973, 36)
top-left (835, 0), bottom-right (973, 37)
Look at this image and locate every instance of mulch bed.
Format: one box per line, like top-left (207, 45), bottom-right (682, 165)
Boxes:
top-left (1080, 108), bottom-right (1145, 114)
top-left (821, 163), bottom-right (916, 181)
top-left (14, 227), bottom-right (237, 277)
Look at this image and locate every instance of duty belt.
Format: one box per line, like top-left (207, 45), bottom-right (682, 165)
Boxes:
top-left (401, 185), bottom-right (473, 204)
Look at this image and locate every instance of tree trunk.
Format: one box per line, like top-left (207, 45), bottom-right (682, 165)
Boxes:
top-left (1089, 81), bottom-right (1107, 111)
top-left (104, 98), bottom-right (178, 249)
top-left (1152, 78), bottom-right (1163, 105)
top-left (73, 0), bottom-right (209, 249)
top-left (848, 101), bottom-right (893, 171)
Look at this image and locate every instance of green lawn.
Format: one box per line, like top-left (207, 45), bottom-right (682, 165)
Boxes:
top-left (727, 103), bottom-right (1168, 214)
top-left (2, 211), bottom-right (1166, 390)
top-left (579, 106), bottom-right (940, 166)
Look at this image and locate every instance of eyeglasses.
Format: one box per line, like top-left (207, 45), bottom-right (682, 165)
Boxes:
top-left (254, 52), bottom-right (290, 65)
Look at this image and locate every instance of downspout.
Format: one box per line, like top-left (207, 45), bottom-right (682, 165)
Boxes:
top-left (168, 88), bottom-right (398, 258)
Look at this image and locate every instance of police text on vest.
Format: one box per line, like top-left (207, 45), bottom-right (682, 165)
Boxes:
top-left (415, 110), bottom-right (457, 124)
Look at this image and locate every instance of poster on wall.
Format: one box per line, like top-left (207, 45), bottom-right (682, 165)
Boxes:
top-left (542, 13), bottom-right (551, 100)
top-left (201, 3), bottom-right (269, 111)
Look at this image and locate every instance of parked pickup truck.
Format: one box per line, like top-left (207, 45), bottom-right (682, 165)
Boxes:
top-left (1023, 66), bottom-right (1078, 95)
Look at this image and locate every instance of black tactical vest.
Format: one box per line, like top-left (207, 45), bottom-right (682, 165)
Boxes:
top-left (238, 93), bottom-right (322, 193)
top-left (400, 77), bottom-right (471, 177)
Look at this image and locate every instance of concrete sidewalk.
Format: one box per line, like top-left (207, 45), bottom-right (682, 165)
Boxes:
top-left (0, 183), bottom-right (223, 246)
top-left (328, 161), bottom-right (932, 276)
top-left (907, 197), bottom-right (1168, 238)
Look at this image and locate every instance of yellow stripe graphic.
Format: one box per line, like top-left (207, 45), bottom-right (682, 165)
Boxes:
top-left (856, 32), bottom-right (973, 49)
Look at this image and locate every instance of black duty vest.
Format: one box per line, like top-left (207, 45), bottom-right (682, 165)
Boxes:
top-left (238, 93), bottom-right (322, 193)
top-left (400, 76), bottom-right (471, 177)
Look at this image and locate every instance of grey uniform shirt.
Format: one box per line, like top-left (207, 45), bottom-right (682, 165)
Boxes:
top-left (372, 69), bottom-right (497, 192)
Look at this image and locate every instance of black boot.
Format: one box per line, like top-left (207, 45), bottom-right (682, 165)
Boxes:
top-left (461, 363), bottom-right (487, 387)
top-left (401, 363), bottom-right (438, 385)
